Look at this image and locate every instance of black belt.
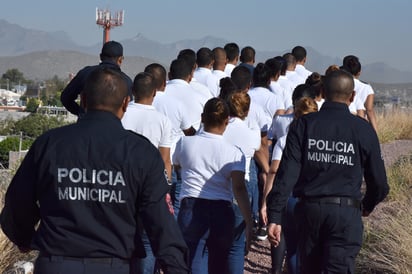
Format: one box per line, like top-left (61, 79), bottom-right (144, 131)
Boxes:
top-left (297, 196), bottom-right (361, 209)
top-left (39, 253), bottom-right (129, 264)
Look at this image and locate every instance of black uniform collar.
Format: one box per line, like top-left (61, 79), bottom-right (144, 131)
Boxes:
top-left (320, 101), bottom-right (350, 112)
top-left (79, 110), bottom-right (123, 128)
top-left (99, 60), bottom-right (121, 70)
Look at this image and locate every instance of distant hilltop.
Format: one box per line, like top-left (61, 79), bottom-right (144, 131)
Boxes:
top-left (0, 19), bottom-right (412, 84)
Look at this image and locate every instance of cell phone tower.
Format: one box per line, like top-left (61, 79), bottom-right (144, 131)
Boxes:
top-left (96, 8), bottom-right (124, 45)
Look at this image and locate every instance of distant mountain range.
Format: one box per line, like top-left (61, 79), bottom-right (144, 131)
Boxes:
top-left (0, 19), bottom-right (411, 84)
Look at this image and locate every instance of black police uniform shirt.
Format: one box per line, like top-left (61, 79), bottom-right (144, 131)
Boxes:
top-left (61, 60), bottom-right (133, 116)
top-left (0, 110), bottom-right (188, 271)
top-left (267, 101), bottom-right (389, 224)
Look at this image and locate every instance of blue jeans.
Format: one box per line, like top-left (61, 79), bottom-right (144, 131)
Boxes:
top-left (227, 202), bottom-right (247, 274)
top-left (178, 197), bottom-right (235, 274)
top-left (171, 168), bottom-right (182, 218)
top-left (248, 159), bottom-right (259, 223)
top-left (284, 196), bottom-right (298, 274)
top-left (131, 231), bottom-right (156, 274)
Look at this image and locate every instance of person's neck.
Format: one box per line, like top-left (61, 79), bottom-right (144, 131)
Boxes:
top-left (135, 98), bottom-right (153, 106)
top-left (204, 125), bottom-right (226, 135)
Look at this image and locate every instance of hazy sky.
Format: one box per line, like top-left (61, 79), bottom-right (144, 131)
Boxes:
top-left (1, 0), bottom-right (411, 71)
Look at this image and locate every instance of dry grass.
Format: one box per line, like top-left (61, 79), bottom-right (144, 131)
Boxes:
top-left (357, 156), bottom-right (412, 273)
top-left (357, 200), bottom-right (412, 274)
top-left (0, 175), bottom-right (37, 273)
top-left (376, 108), bottom-right (412, 143)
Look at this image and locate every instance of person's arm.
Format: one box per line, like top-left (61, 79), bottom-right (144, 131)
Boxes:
top-left (231, 170), bottom-right (253, 251)
top-left (139, 149), bottom-right (189, 273)
top-left (60, 69), bottom-right (88, 116)
top-left (361, 128), bottom-right (389, 215)
top-left (0, 145), bottom-right (40, 251)
top-left (260, 159), bottom-right (280, 226)
top-left (159, 147), bottom-right (172, 182)
top-left (365, 94), bottom-right (377, 131)
top-left (266, 122), bottom-right (303, 247)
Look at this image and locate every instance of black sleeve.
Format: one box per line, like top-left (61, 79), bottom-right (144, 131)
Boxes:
top-left (0, 144), bottom-right (40, 248)
top-left (138, 149), bottom-right (189, 274)
top-left (361, 130), bottom-right (389, 212)
top-left (267, 121), bottom-right (303, 224)
top-left (61, 68), bottom-right (88, 116)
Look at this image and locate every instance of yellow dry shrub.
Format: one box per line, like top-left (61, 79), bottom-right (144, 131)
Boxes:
top-left (376, 108), bottom-right (412, 143)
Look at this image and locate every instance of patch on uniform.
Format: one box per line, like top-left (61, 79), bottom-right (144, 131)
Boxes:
top-left (165, 193), bottom-right (174, 215)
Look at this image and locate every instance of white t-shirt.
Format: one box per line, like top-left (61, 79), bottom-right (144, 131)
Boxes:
top-left (295, 64), bottom-right (312, 81)
top-left (248, 86), bottom-right (284, 120)
top-left (223, 117), bottom-right (261, 181)
top-left (224, 63), bottom-right (236, 76)
top-left (268, 113), bottom-right (294, 141)
top-left (193, 67), bottom-right (219, 97)
top-left (271, 135), bottom-right (287, 161)
top-left (286, 70), bottom-right (304, 87)
top-left (173, 131), bottom-right (246, 202)
top-left (269, 81), bottom-right (288, 110)
top-left (246, 101), bottom-right (271, 134)
top-left (212, 69), bottom-right (228, 96)
top-left (277, 75), bottom-right (295, 109)
top-left (165, 79), bottom-right (204, 130)
top-left (190, 78), bottom-right (213, 106)
top-left (121, 102), bottom-right (173, 148)
top-left (354, 78), bottom-right (374, 105)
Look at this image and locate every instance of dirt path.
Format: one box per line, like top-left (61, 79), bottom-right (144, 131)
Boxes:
top-left (244, 139), bottom-right (412, 274)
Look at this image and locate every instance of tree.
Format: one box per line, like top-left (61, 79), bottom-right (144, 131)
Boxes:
top-left (1, 68), bottom-right (25, 84)
top-left (25, 98), bottom-right (41, 113)
top-left (0, 136), bottom-right (32, 168)
top-left (12, 113), bottom-right (68, 138)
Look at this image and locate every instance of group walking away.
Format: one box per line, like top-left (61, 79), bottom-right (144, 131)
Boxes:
top-left (0, 40), bottom-right (389, 274)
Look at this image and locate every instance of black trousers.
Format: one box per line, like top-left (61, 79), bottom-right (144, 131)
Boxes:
top-left (34, 255), bottom-right (130, 274)
top-left (294, 200), bottom-right (363, 274)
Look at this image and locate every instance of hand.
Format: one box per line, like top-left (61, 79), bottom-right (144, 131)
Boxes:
top-left (260, 204), bottom-right (268, 226)
top-left (18, 246), bottom-right (31, 253)
top-left (267, 223), bottom-right (282, 247)
top-left (362, 209), bottom-right (370, 217)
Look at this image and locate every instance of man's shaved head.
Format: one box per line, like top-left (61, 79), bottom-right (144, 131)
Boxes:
top-left (323, 70), bottom-right (354, 102)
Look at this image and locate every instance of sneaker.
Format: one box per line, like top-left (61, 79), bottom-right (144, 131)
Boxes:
top-left (256, 226), bottom-right (267, 241)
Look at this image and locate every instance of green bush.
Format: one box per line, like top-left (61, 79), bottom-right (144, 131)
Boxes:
top-left (0, 137), bottom-right (32, 168)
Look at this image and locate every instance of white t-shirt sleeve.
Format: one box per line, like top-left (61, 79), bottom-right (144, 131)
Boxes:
top-left (159, 116), bottom-right (174, 148)
top-left (232, 147), bottom-right (246, 172)
top-left (271, 135), bottom-right (287, 161)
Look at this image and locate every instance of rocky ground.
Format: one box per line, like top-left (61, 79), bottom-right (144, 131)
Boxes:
top-left (243, 139), bottom-right (412, 274)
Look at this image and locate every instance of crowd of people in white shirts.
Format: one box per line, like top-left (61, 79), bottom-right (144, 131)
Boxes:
top-left (121, 43), bottom-right (377, 274)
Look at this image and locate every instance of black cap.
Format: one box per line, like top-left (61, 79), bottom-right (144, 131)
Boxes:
top-left (100, 41), bottom-right (123, 58)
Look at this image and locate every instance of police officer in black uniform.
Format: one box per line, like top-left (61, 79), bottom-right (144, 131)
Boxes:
top-left (0, 67), bottom-right (189, 274)
top-left (61, 40), bottom-right (133, 117)
top-left (266, 69), bottom-right (389, 274)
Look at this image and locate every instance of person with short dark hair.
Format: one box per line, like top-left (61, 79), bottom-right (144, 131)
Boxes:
top-left (239, 46), bottom-right (256, 75)
top-left (212, 47), bottom-right (228, 88)
top-left (283, 53), bottom-right (304, 88)
top-left (178, 49), bottom-right (214, 103)
top-left (61, 41), bottom-right (132, 117)
top-left (267, 70), bottom-right (389, 273)
top-left (265, 57), bottom-right (289, 112)
top-left (1, 67), bottom-right (189, 274)
top-left (224, 43), bottom-right (240, 76)
top-left (291, 45), bottom-right (312, 80)
top-left (341, 55), bottom-right (377, 131)
top-left (193, 47), bottom-right (219, 97)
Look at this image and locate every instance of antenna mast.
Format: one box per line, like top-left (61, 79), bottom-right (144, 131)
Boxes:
top-left (96, 8), bottom-right (124, 45)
